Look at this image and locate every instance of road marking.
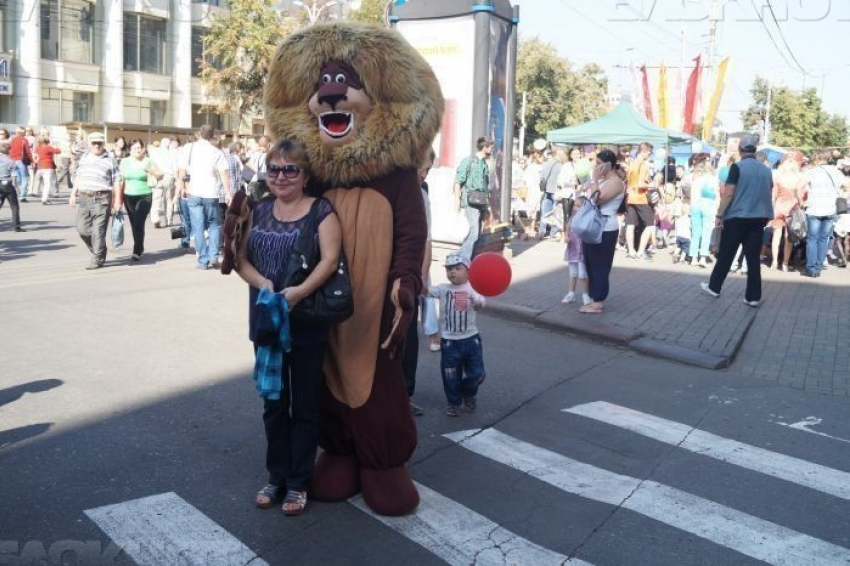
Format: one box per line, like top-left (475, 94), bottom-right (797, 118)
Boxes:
top-left (563, 401), bottom-right (850, 501)
top-left (85, 492), bottom-right (268, 566)
top-left (445, 429), bottom-right (850, 566)
top-left (350, 481), bottom-right (591, 566)
top-left (777, 416), bottom-right (850, 445)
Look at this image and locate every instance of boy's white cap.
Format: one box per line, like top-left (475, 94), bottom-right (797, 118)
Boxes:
top-left (444, 253), bottom-right (470, 268)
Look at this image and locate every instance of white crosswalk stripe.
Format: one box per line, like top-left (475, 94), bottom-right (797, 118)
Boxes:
top-left (85, 492), bottom-right (268, 566)
top-left (350, 482), bottom-right (592, 566)
top-left (445, 428), bottom-right (850, 566)
top-left (563, 401), bottom-right (850, 501)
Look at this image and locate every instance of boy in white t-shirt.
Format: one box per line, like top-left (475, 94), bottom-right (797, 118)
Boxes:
top-left (429, 253), bottom-right (486, 417)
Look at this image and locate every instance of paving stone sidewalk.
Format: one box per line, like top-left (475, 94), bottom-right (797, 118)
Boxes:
top-left (452, 239), bottom-right (849, 396)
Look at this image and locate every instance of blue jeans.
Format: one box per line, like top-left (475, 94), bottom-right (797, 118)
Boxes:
top-left (539, 193), bottom-right (560, 237)
top-left (806, 215), bottom-right (835, 274)
top-left (14, 160), bottom-right (29, 198)
top-left (440, 334), bottom-right (485, 407)
top-left (188, 196), bottom-right (220, 267)
top-left (179, 198), bottom-right (192, 247)
top-left (689, 201), bottom-right (714, 258)
top-left (459, 206), bottom-right (481, 261)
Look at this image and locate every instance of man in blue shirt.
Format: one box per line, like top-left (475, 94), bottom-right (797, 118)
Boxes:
top-left (701, 133), bottom-right (773, 307)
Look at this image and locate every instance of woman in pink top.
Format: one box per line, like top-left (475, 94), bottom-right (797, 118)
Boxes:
top-left (771, 153), bottom-right (805, 271)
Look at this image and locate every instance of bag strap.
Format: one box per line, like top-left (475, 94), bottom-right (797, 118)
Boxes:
top-left (291, 199), bottom-right (322, 262)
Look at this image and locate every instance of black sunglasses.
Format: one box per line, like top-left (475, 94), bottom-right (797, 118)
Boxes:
top-left (268, 164), bottom-right (302, 179)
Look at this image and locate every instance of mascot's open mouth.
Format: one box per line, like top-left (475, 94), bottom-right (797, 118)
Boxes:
top-left (319, 111), bottom-right (354, 138)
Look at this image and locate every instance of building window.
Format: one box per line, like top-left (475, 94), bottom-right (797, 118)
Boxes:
top-left (41, 0), bottom-right (95, 63)
top-left (151, 100), bottom-right (167, 126)
top-left (124, 14), bottom-right (167, 74)
top-left (192, 104), bottom-right (230, 132)
top-left (73, 92), bottom-right (93, 122)
top-left (193, 0), bottom-right (224, 5)
top-left (191, 27), bottom-right (205, 77)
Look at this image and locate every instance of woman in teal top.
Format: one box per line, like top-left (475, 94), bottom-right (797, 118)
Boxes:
top-left (120, 139), bottom-right (162, 260)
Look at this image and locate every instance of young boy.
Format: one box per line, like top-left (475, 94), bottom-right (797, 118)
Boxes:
top-left (429, 253), bottom-right (486, 417)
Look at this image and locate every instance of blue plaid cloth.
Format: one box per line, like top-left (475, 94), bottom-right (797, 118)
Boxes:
top-left (253, 288), bottom-right (292, 400)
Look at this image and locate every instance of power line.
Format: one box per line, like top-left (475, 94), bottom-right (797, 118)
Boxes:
top-left (764, 0), bottom-right (814, 78)
top-left (748, 0), bottom-right (798, 73)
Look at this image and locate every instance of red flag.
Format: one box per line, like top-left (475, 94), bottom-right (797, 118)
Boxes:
top-left (683, 55), bottom-right (702, 134)
top-left (640, 65), bottom-right (654, 122)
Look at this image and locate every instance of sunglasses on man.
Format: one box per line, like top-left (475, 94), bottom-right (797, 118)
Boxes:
top-left (267, 164), bottom-right (302, 179)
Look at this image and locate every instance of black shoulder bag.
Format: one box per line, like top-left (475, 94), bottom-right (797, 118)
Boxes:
top-left (464, 156), bottom-right (490, 209)
top-left (280, 200), bottom-right (354, 325)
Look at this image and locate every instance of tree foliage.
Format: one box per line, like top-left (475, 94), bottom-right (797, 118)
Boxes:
top-left (347, 0), bottom-right (387, 24)
top-left (741, 77), bottom-right (848, 149)
top-left (516, 38), bottom-right (608, 147)
top-left (199, 0), bottom-right (299, 136)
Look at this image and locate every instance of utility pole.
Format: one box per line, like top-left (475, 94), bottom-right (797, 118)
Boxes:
top-left (764, 85), bottom-right (772, 145)
top-left (705, 0), bottom-right (722, 88)
top-left (518, 91), bottom-right (527, 155)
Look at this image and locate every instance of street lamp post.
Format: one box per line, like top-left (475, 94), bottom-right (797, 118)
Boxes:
top-left (292, 0), bottom-right (339, 24)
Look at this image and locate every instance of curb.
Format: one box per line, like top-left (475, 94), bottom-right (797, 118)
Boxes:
top-left (486, 299), bottom-right (752, 370)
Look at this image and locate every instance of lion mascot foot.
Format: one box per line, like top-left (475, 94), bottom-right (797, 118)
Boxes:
top-left (312, 452), bottom-right (361, 501)
top-left (360, 466), bottom-right (419, 516)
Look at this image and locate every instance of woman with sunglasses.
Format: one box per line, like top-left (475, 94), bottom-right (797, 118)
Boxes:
top-left (235, 139), bottom-right (342, 516)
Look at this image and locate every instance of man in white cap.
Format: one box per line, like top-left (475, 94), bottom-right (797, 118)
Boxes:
top-left (700, 133), bottom-right (773, 307)
top-left (69, 132), bottom-right (122, 269)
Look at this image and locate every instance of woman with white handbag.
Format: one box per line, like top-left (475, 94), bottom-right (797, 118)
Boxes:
top-left (576, 150), bottom-right (626, 314)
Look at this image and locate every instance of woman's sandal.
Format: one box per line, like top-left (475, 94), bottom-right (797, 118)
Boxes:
top-left (282, 490), bottom-right (308, 516)
top-left (255, 484), bottom-right (282, 509)
top-left (579, 304), bottom-right (604, 314)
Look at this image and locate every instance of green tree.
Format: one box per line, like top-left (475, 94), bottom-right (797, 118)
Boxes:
top-left (199, 0), bottom-right (299, 137)
top-left (741, 77), bottom-right (848, 149)
top-left (516, 38), bottom-right (608, 147)
top-left (347, 0), bottom-right (387, 24)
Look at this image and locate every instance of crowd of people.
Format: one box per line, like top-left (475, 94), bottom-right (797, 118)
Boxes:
top-left (509, 136), bottom-right (850, 311)
top-left (0, 123), bottom-right (283, 270)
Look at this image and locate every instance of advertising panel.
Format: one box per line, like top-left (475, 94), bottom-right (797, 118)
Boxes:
top-left (397, 17), bottom-right (476, 243)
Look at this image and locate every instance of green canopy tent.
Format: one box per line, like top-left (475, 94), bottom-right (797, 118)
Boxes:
top-left (546, 101), bottom-right (695, 146)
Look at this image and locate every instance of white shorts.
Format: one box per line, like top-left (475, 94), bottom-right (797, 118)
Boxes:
top-left (568, 261), bottom-right (587, 279)
top-left (835, 214), bottom-right (850, 238)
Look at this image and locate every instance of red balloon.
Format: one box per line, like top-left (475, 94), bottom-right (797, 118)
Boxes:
top-left (468, 252), bottom-right (512, 297)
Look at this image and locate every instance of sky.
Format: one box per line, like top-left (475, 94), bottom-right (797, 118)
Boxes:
top-left (517, 0), bottom-right (850, 132)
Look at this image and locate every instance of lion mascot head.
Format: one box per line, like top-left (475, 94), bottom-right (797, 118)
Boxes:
top-left (264, 22), bottom-right (444, 187)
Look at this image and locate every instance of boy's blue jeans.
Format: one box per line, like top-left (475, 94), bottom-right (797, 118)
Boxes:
top-left (440, 334), bottom-right (485, 407)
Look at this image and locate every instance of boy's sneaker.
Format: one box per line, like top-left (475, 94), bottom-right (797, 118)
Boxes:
top-left (581, 294), bottom-right (592, 305)
top-left (446, 405), bottom-right (460, 417)
top-left (463, 397), bottom-right (477, 412)
top-left (561, 292), bottom-right (576, 304)
top-left (637, 252), bottom-right (652, 261)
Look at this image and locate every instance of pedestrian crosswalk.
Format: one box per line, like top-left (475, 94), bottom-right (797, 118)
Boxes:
top-left (84, 401), bottom-right (850, 566)
top-left (356, 401), bottom-right (849, 565)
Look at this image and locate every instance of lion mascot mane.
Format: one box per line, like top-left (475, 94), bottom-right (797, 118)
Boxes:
top-left (265, 22), bottom-right (444, 516)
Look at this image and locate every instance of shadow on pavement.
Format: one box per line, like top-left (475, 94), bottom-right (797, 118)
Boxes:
top-left (0, 238), bottom-right (74, 261)
top-left (0, 423), bottom-right (53, 452)
top-left (0, 379), bottom-right (64, 408)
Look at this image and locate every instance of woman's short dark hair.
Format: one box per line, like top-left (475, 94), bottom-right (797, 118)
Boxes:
top-left (114, 135), bottom-right (126, 145)
top-left (597, 149), bottom-right (619, 170)
top-left (128, 138), bottom-right (145, 149)
top-left (266, 139), bottom-right (311, 179)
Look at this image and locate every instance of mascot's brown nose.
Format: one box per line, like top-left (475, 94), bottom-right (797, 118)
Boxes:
top-left (317, 82), bottom-right (349, 109)
top-left (319, 92), bottom-right (348, 108)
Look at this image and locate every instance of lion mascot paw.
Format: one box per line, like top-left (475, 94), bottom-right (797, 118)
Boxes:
top-left (265, 22), bottom-right (443, 516)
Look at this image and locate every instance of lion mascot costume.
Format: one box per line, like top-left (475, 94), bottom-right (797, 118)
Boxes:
top-left (264, 22), bottom-right (444, 516)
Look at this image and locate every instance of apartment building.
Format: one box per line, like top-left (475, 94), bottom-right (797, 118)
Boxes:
top-left (0, 0), bottom-right (355, 133)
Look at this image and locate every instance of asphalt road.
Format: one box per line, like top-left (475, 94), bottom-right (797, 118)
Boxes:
top-left (1, 201), bottom-right (849, 565)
